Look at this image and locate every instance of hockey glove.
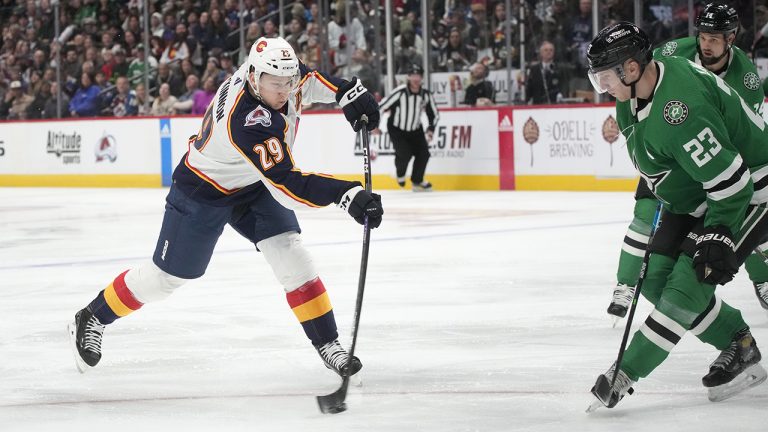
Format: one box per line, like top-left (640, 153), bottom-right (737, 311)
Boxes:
top-left (692, 225), bottom-right (738, 285)
top-left (337, 184), bottom-right (383, 228)
top-left (335, 77), bottom-right (380, 132)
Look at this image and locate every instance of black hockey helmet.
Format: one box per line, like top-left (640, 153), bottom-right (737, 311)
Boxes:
top-left (695, 3), bottom-right (739, 35)
top-left (408, 63), bottom-right (424, 76)
top-left (587, 22), bottom-right (652, 93)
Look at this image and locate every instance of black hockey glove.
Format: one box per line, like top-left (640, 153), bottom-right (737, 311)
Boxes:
top-left (335, 77), bottom-right (380, 132)
top-left (692, 225), bottom-right (738, 285)
top-left (336, 184), bottom-right (383, 228)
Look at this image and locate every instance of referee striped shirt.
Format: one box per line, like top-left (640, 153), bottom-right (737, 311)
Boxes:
top-left (379, 84), bottom-right (440, 132)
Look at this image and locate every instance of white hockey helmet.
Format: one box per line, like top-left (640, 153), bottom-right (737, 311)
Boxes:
top-left (247, 36), bottom-right (300, 97)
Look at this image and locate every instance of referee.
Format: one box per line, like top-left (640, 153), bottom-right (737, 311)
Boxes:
top-left (376, 64), bottom-right (440, 191)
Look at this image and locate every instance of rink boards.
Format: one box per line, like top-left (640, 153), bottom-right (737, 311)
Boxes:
top-left (0, 105), bottom-right (649, 190)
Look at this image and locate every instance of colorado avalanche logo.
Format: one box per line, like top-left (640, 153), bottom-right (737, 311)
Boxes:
top-left (244, 105), bottom-right (272, 127)
top-left (94, 132), bottom-right (117, 162)
top-left (256, 40), bottom-right (268, 53)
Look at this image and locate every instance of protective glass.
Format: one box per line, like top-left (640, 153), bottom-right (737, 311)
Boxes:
top-left (259, 73), bottom-right (300, 93)
top-left (588, 67), bottom-right (623, 94)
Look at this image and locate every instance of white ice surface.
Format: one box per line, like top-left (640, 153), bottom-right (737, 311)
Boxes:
top-left (1, 188), bottom-right (766, 431)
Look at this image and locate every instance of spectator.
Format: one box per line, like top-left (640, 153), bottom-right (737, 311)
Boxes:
top-left (463, 62), bottom-right (495, 106)
top-left (523, 40), bottom-right (563, 105)
top-left (347, 48), bottom-right (377, 92)
top-left (263, 19), bottom-right (279, 39)
top-left (201, 56), bottom-right (222, 87)
top-left (104, 76), bottom-right (138, 117)
top-left (203, 8), bottom-right (228, 53)
top-left (394, 22), bottom-right (424, 75)
top-left (134, 82), bottom-right (153, 116)
top-left (99, 47), bottom-right (115, 82)
top-left (149, 12), bottom-right (165, 39)
top-left (245, 22), bottom-right (263, 49)
top-left (69, 73), bottom-right (101, 117)
top-left (284, 17), bottom-right (307, 53)
top-left (110, 46), bottom-right (129, 84)
top-left (192, 76), bottom-right (216, 115)
top-left (328, 1), bottom-right (367, 75)
top-left (179, 58), bottom-right (197, 80)
top-left (62, 47), bottom-right (81, 83)
top-left (172, 74), bottom-right (200, 114)
top-left (150, 35), bottom-right (165, 60)
top-left (127, 44), bottom-right (158, 84)
top-left (160, 23), bottom-right (191, 64)
top-left (217, 52), bottom-right (236, 82)
top-left (441, 27), bottom-right (475, 71)
top-left (26, 80), bottom-right (51, 119)
top-left (565, 0), bottom-right (593, 92)
top-left (155, 62), bottom-right (185, 97)
top-left (42, 81), bottom-right (70, 119)
top-left (0, 80), bottom-right (34, 120)
top-left (300, 34), bottom-right (322, 70)
top-left (150, 82), bottom-right (178, 116)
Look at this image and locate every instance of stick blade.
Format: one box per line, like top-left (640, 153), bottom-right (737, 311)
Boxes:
top-left (316, 379), bottom-right (349, 414)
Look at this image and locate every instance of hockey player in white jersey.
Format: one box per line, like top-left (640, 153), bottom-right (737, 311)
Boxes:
top-left (68, 37), bottom-right (382, 379)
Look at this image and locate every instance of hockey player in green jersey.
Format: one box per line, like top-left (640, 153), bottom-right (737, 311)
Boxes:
top-left (608, 3), bottom-right (768, 324)
top-left (586, 22), bottom-right (768, 410)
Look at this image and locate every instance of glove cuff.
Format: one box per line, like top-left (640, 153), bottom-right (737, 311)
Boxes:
top-left (698, 225), bottom-right (736, 250)
top-left (337, 185), bottom-right (363, 212)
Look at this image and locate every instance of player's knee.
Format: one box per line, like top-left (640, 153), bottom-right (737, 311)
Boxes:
top-left (124, 261), bottom-right (189, 303)
top-left (257, 231), bottom-right (318, 292)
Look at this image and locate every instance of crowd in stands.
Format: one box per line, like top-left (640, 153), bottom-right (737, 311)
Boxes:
top-left (0, 1), bottom-right (766, 120)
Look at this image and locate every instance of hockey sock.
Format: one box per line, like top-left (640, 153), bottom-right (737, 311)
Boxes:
top-left (744, 252), bottom-right (768, 285)
top-left (87, 271), bottom-right (144, 324)
top-left (286, 278), bottom-right (338, 346)
top-left (689, 295), bottom-right (748, 351)
top-left (620, 255), bottom-right (744, 380)
top-left (621, 307), bottom-right (684, 381)
top-left (616, 198), bottom-right (657, 286)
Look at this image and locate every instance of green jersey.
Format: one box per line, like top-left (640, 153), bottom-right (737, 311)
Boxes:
top-left (654, 37), bottom-right (764, 114)
top-left (616, 56), bottom-right (768, 235)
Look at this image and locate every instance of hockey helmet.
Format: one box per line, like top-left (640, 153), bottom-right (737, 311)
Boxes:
top-left (695, 3), bottom-right (739, 35)
top-left (247, 37), bottom-right (300, 97)
top-left (587, 22), bottom-right (652, 93)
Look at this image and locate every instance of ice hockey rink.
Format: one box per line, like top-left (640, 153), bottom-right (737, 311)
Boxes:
top-left (1, 187), bottom-right (766, 431)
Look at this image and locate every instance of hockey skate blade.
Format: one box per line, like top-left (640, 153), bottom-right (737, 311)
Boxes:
top-left (707, 363), bottom-right (768, 402)
top-left (67, 322), bottom-right (89, 374)
top-left (612, 316), bottom-right (622, 329)
top-left (585, 398), bottom-right (604, 413)
top-left (351, 372), bottom-right (363, 387)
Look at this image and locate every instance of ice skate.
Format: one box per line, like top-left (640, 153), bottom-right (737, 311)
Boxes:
top-left (607, 283), bottom-right (636, 327)
top-left (316, 339), bottom-right (362, 377)
top-left (753, 282), bottom-right (768, 311)
top-left (412, 181), bottom-right (433, 192)
top-left (67, 307), bottom-right (105, 373)
top-left (397, 176), bottom-right (406, 188)
top-left (703, 329), bottom-right (767, 402)
top-left (586, 363), bottom-right (635, 412)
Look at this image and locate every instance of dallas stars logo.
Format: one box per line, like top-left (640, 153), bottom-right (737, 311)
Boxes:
top-left (661, 41), bottom-right (677, 56)
top-left (663, 100), bottom-right (688, 125)
top-left (744, 72), bottom-right (760, 91)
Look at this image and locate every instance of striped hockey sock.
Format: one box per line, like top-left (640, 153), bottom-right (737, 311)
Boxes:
top-left (286, 278), bottom-right (339, 346)
top-left (87, 270), bottom-right (143, 324)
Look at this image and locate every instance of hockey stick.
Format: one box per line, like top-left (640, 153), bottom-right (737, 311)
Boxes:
top-left (588, 203), bottom-right (661, 412)
top-left (316, 115), bottom-right (372, 414)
